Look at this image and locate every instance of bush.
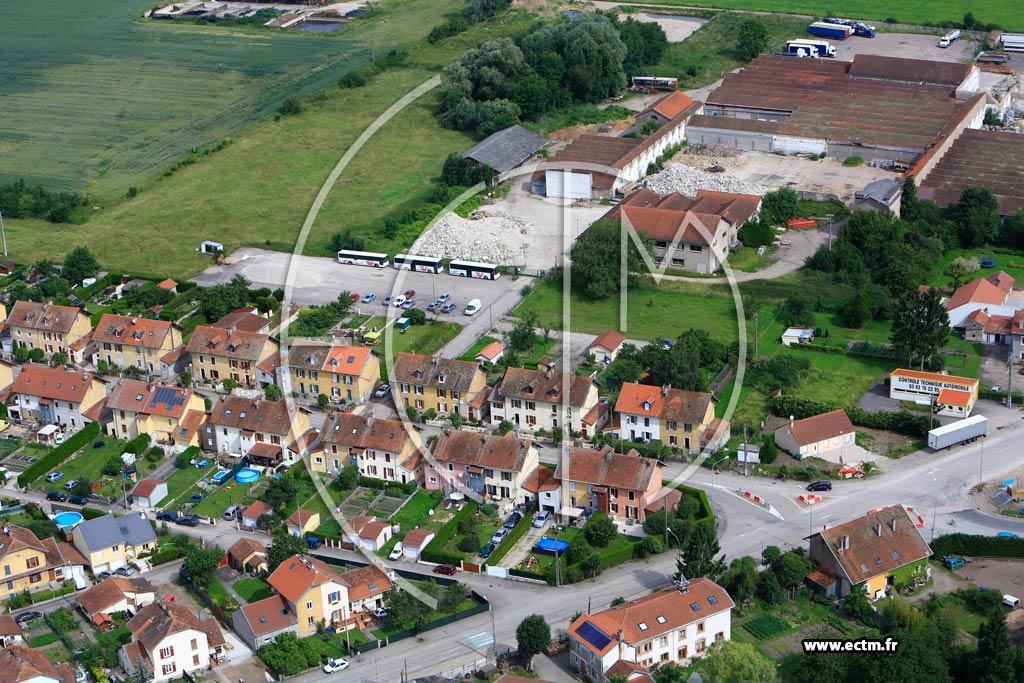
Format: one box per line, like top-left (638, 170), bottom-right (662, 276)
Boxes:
top-left (279, 97), bottom-right (302, 116)
top-left (150, 545), bottom-right (184, 565)
top-left (124, 433), bottom-right (151, 455)
top-left (428, 16), bottom-right (469, 43)
top-left (457, 535), bottom-right (480, 553)
top-left (842, 156), bottom-right (864, 167)
top-left (338, 71), bottom-right (366, 88)
top-left (422, 501), bottom-right (477, 564)
top-left (19, 422), bottom-right (100, 487)
top-left (931, 533), bottom-right (1024, 559)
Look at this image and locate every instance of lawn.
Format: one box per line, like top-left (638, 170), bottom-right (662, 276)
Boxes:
top-left (725, 246), bottom-right (776, 274)
top-left (163, 462), bottom-right (216, 508)
top-left (233, 577), bottom-right (273, 604)
top-left (391, 489), bottom-right (443, 532)
top-left (1, 9), bottom-right (535, 279)
top-left (458, 335), bottom-right (500, 361)
top-left (930, 248), bottom-right (1024, 287)
top-left (615, 0), bottom-right (1024, 32)
top-left (192, 479), bottom-right (258, 518)
top-left (57, 439), bottom-right (129, 484)
top-left (302, 479), bottom-right (355, 538)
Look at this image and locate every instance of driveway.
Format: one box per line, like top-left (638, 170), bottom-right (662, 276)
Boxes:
top-left (979, 343), bottom-right (1012, 388)
top-left (496, 520), bottom-right (549, 569)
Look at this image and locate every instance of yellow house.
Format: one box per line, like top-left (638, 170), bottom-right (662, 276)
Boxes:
top-left (286, 342), bottom-right (379, 404)
top-left (5, 301), bottom-right (92, 358)
top-left (610, 382), bottom-right (716, 454)
top-left (106, 379), bottom-right (206, 452)
top-left (0, 525), bottom-right (88, 601)
top-left (186, 325), bottom-right (278, 388)
top-left (315, 412), bottom-right (421, 484)
top-left (0, 360), bottom-right (15, 392)
top-left (266, 555), bottom-right (350, 637)
top-left (71, 513), bottom-right (158, 574)
top-left (92, 314), bottom-right (182, 377)
top-left (286, 509), bottom-right (320, 537)
top-left (392, 353), bottom-right (488, 420)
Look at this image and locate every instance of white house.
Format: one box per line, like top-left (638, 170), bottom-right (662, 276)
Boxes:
top-left (120, 601), bottom-right (225, 683)
top-left (131, 479), bottom-right (168, 508)
top-left (945, 271), bottom-right (1016, 329)
top-left (6, 365), bottom-right (107, 432)
top-left (774, 409), bottom-right (856, 461)
top-left (401, 528), bottom-right (435, 561)
top-left (588, 331), bottom-right (626, 364)
top-left (489, 367), bottom-right (604, 438)
top-left (568, 578), bottom-right (734, 682)
top-left (77, 577), bottom-right (157, 621)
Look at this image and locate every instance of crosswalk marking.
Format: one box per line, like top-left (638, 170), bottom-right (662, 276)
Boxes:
top-left (464, 631), bottom-right (494, 649)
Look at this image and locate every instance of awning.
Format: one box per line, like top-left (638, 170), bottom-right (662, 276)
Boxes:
top-left (449, 492), bottom-right (466, 501)
top-left (591, 486), bottom-right (608, 494)
top-left (38, 424), bottom-right (59, 436)
top-left (558, 506), bottom-right (584, 518)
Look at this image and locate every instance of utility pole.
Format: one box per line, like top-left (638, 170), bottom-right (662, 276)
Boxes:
top-left (1007, 357), bottom-right (1014, 407)
top-left (490, 605), bottom-right (497, 662)
top-left (978, 435), bottom-right (986, 488)
top-left (753, 312), bottom-right (759, 356)
top-left (189, 113), bottom-right (197, 153)
top-left (0, 211), bottom-right (7, 258)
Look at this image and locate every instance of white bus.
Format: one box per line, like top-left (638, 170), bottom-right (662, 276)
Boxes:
top-left (393, 254), bottom-right (445, 273)
top-left (631, 76), bottom-right (678, 91)
top-left (448, 260), bottom-right (501, 280)
top-left (337, 250), bottom-right (389, 268)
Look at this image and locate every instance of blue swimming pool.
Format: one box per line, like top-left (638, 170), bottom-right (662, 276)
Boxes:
top-left (235, 468), bottom-right (260, 484)
top-left (53, 511), bottom-right (84, 529)
top-left (212, 470), bottom-right (231, 484)
top-left (534, 538), bottom-right (569, 554)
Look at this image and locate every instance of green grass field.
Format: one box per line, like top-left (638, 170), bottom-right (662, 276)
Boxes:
top-left (930, 249), bottom-right (1024, 287)
top-left (617, 0), bottom-right (1023, 32)
top-left (233, 577), bottom-right (273, 603)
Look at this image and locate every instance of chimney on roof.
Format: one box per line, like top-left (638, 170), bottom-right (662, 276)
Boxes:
top-left (662, 385), bottom-right (669, 396)
top-left (842, 535), bottom-right (850, 550)
top-left (545, 370), bottom-right (552, 380)
top-left (677, 574), bottom-right (689, 593)
top-left (605, 450), bottom-right (612, 463)
top-left (790, 415), bottom-right (795, 427)
top-left (432, 357), bottom-right (439, 365)
top-left (83, 374), bottom-right (89, 382)
top-left (875, 523), bottom-right (882, 537)
top-left (617, 630), bottom-right (625, 642)
top-left (131, 318), bottom-right (137, 324)
top-left (891, 516), bottom-right (897, 533)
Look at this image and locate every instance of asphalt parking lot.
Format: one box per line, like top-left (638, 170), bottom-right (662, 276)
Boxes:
top-left (832, 31), bottom-right (975, 63)
top-left (190, 247), bottom-right (520, 315)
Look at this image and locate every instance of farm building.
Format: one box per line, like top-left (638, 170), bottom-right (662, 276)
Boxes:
top-left (689, 55), bottom-right (985, 164)
top-left (462, 125), bottom-right (548, 182)
top-left (853, 179), bottom-right (902, 215)
top-left (888, 369), bottom-right (979, 416)
top-left (781, 327), bottom-right (814, 347)
top-left (915, 130), bottom-right (1024, 215)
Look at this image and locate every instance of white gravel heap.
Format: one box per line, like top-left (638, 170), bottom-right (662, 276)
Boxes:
top-left (645, 163), bottom-right (769, 197)
top-left (411, 208), bottom-right (531, 265)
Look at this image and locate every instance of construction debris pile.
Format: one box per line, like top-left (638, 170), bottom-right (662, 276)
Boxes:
top-left (644, 163), bottom-right (769, 197)
top-left (411, 209), bottom-right (531, 265)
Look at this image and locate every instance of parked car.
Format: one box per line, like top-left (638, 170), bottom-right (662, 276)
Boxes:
top-left (223, 505), bottom-right (240, 521)
top-left (323, 659), bottom-right (350, 674)
top-left (403, 289), bottom-right (415, 298)
top-left (371, 608), bottom-right (388, 619)
top-left (388, 543), bottom-right (404, 561)
top-left (383, 295), bottom-right (393, 306)
top-left (176, 515), bottom-right (199, 527)
top-left (46, 491), bottom-right (68, 502)
top-left (374, 383), bottom-right (392, 398)
top-left (490, 528), bottom-right (509, 545)
top-left (441, 303), bottom-right (456, 314)
top-left (998, 532), bottom-right (1021, 539)
top-left (156, 511), bottom-right (179, 523)
top-left (392, 295), bottom-right (407, 307)
top-left (350, 292), bottom-right (360, 302)
top-left (95, 571), bottom-right (114, 581)
top-left (805, 480), bottom-right (832, 492)
top-left (433, 564), bottom-right (457, 575)
top-left (944, 556), bottom-right (967, 570)
top-left (504, 512), bottom-right (522, 529)
top-left (437, 293), bottom-right (451, 303)
top-left (426, 302), bottom-right (439, 312)
top-left (402, 299), bottom-right (416, 309)
top-left (363, 293), bottom-right (376, 303)
top-left (45, 472), bottom-right (65, 483)
top-left (63, 479), bottom-right (80, 491)
top-left (305, 537), bottom-right (322, 550)
top-left (68, 495), bottom-right (88, 506)
top-left (478, 543), bottom-right (495, 559)
top-left (15, 611), bottom-right (42, 625)
top-left (115, 566), bottom-right (136, 577)
top-left (533, 511), bottom-right (551, 527)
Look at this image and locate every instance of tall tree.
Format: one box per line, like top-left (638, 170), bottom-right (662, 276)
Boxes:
top-left (890, 288), bottom-right (950, 369)
top-left (951, 186), bottom-right (1001, 247)
top-left (63, 246), bottom-right (100, 285)
top-left (516, 614), bottom-right (551, 670)
top-left (570, 218), bottom-right (650, 299)
top-left (734, 19), bottom-right (769, 61)
top-left (183, 545), bottom-right (223, 590)
top-left (675, 522), bottom-right (724, 581)
top-left (701, 640), bottom-right (775, 683)
top-left (267, 530), bottom-right (307, 572)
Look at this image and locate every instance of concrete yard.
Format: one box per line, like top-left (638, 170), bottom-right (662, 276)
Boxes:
top-left (627, 13), bottom-right (707, 42)
top-left (831, 32), bottom-right (976, 64)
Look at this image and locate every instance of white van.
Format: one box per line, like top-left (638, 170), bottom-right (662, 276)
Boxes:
top-left (938, 29), bottom-right (961, 47)
top-left (1004, 595), bottom-right (1020, 609)
top-left (464, 299), bottom-right (481, 316)
top-left (392, 295), bottom-right (407, 307)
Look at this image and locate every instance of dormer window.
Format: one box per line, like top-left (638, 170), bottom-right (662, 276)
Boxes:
top-left (524, 384), bottom-right (534, 394)
top-left (240, 412), bottom-right (247, 419)
top-left (438, 374), bottom-right (446, 384)
top-left (642, 400), bottom-right (651, 411)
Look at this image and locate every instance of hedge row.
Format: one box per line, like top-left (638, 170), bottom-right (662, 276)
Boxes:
top-left (81, 506), bottom-right (109, 520)
top-left (124, 433), bottom-right (151, 455)
top-left (931, 533), bottom-right (1024, 559)
top-left (19, 422), bottom-right (100, 488)
top-left (149, 545), bottom-right (184, 565)
top-left (486, 513), bottom-right (534, 565)
top-left (360, 476), bottom-right (417, 494)
top-left (768, 397), bottom-right (931, 437)
top-left (421, 501), bottom-right (477, 565)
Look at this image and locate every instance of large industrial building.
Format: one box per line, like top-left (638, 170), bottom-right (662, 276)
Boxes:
top-left (915, 129), bottom-right (1024, 215)
top-left (687, 54), bottom-right (985, 164)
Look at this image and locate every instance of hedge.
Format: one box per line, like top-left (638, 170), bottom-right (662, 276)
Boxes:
top-left (19, 422), bottom-right (100, 487)
top-left (509, 567), bottom-right (546, 581)
top-left (486, 513), bottom-right (534, 565)
top-left (768, 397), bottom-right (931, 437)
top-left (359, 476), bottom-right (417, 494)
top-left (421, 501), bottom-right (477, 565)
top-left (930, 533), bottom-right (1024, 559)
top-left (81, 506), bottom-right (109, 520)
top-left (150, 545), bottom-right (184, 565)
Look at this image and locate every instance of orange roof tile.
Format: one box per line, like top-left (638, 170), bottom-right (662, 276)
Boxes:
top-left (554, 446), bottom-right (660, 491)
top-left (946, 272), bottom-right (1014, 310)
top-left (816, 506), bottom-right (932, 585)
top-left (266, 555), bottom-right (344, 606)
top-left (401, 528), bottom-right (435, 549)
top-left (287, 508), bottom-right (318, 528)
top-left (615, 382), bottom-right (712, 423)
top-left (937, 388), bottom-right (973, 407)
top-left (10, 365), bottom-right (98, 403)
top-left (787, 409), bottom-right (855, 447)
top-left (588, 330), bottom-right (626, 352)
top-left (340, 564), bottom-right (392, 602)
top-left (107, 379), bottom-right (194, 418)
top-left (237, 595), bottom-right (295, 636)
top-left (475, 341), bottom-right (505, 362)
top-left (93, 314), bottom-right (176, 349)
top-left (647, 91), bottom-right (696, 120)
top-left (6, 301), bottom-right (87, 335)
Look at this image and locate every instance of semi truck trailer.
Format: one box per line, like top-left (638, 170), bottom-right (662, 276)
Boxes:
top-left (927, 414), bottom-right (988, 450)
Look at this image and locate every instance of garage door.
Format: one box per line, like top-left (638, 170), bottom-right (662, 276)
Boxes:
top-left (546, 170), bottom-right (592, 200)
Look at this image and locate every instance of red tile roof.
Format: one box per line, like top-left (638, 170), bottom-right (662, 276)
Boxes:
top-left (787, 409), bottom-right (855, 447)
top-left (131, 479), bottom-right (165, 498)
top-left (475, 341), bottom-right (505, 362)
top-left (946, 271), bottom-right (1014, 310)
top-left (816, 506), bottom-right (932, 585)
top-left (207, 395), bottom-right (299, 436)
top-left (615, 382), bottom-right (713, 423)
top-left (589, 330), bottom-right (626, 353)
top-left (237, 595), bottom-right (296, 636)
top-left (496, 367), bottom-right (595, 407)
top-left (401, 528), bottom-right (435, 549)
top-left (93, 314), bottom-right (176, 350)
top-left (340, 564), bottom-right (392, 601)
top-left (128, 601), bottom-right (223, 651)
top-left (0, 645), bottom-right (77, 683)
top-left (6, 301), bottom-right (87, 335)
top-left (937, 388), bottom-right (973, 407)
top-left (77, 577), bottom-right (155, 617)
top-left (521, 466), bottom-right (559, 493)
top-left (392, 353), bottom-right (483, 392)
top-left (431, 429), bottom-right (533, 472)
top-left (228, 537), bottom-right (268, 563)
top-left (647, 91), bottom-right (696, 120)
top-left (242, 500), bottom-right (272, 520)
top-left (320, 412), bottom-right (414, 455)
top-left (186, 325), bottom-right (274, 362)
top-left (10, 365), bottom-right (98, 403)
top-left (0, 616), bottom-right (18, 637)
top-left (288, 343), bottom-right (373, 375)
top-left (211, 308), bottom-right (270, 334)
top-left (266, 555), bottom-right (344, 605)
top-left (554, 446), bottom-right (660, 491)
top-left (287, 508), bottom-right (318, 528)
top-left (157, 279), bottom-right (178, 290)
top-left (107, 379), bottom-right (194, 418)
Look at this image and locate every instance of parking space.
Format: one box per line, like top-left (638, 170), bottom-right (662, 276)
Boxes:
top-left (496, 519), bottom-right (549, 569)
top-left (832, 32), bottom-right (975, 63)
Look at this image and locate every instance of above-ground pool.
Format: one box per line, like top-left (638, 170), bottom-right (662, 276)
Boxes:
top-left (534, 538), bottom-right (569, 554)
top-left (212, 470), bottom-right (231, 484)
top-left (235, 468), bottom-right (260, 484)
top-left (53, 511), bottom-right (84, 529)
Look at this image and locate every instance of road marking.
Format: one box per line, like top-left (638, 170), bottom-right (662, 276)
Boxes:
top-left (464, 631), bottom-right (494, 650)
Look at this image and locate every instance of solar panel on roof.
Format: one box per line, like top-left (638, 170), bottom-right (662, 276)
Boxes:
top-left (151, 386), bottom-right (185, 410)
top-left (576, 621), bottom-right (612, 651)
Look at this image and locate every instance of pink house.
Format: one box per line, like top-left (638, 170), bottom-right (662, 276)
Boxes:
top-left (424, 430), bottom-right (539, 505)
top-left (554, 446), bottom-right (666, 523)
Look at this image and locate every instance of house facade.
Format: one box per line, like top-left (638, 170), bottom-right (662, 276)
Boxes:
top-left (71, 513), bottom-right (158, 574)
top-left (107, 379), bottom-right (206, 451)
top-left (265, 555), bottom-right (350, 637)
top-left (315, 411), bottom-right (420, 483)
top-left (773, 409), bottom-right (856, 461)
top-left (425, 429), bottom-right (538, 504)
top-left (555, 446), bottom-right (664, 523)
top-left (5, 301), bottom-right (92, 358)
top-left (610, 382), bottom-right (715, 454)
top-left (0, 525), bottom-right (88, 601)
top-left (489, 367), bottom-right (603, 438)
top-left (285, 342), bottom-right (380, 405)
top-left (76, 577), bottom-right (156, 620)
top-left (186, 325), bottom-right (278, 388)
top-left (944, 271), bottom-right (1016, 330)
top-left (6, 365), bottom-right (106, 431)
top-left (392, 353), bottom-right (488, 420)
top-left (568, 578), bottom-right (734, 682)
top-left (92, 315), bottom-right (182, 378)
top-left (201, 395), bottom-right (310, 459)
top-left (807, 506), bottom-right (932, 600)
top-left (120, 601), bottom-right (225, 683)
top-left (588, 331), bottom-right (626, 364)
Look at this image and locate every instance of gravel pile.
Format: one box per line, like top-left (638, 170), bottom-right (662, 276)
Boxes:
top-left (410, 209), bottom-right (531, 265)
top-left (645, 163), bottom-right (769, 197)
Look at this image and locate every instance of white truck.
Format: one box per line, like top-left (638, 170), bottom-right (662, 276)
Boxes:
top-left (928, 414), bottom-right (988, 450)
top-left (786, 39), bottom-right (836, 57)
top-left (938, 29), bottom-right (961, 48)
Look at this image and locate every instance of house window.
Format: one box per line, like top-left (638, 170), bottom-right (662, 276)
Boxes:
top-left (526, 401), bottom-right (536, 411)
top-left (160, 646), bottom-right (174, 659)
top-left (628, 491), bottom-right (636, 501)
top-left (25, 557), bottom-right (38, 569)
top-left (714, 631), bottom-right (725, 642)
top-left (697, 621), bottom-right (705, 633)
top-left (695, 639), bottom-right (705, 652)
top-left (191, 639), bottom-right (198, 650)
top-left (437, 389), bottom-right (446, 398)
top-left (610, 503), bottom-right (619, 513)
top-left (307, 601), bottom-right (313, 610)
top-left (308, 616), bottom-right (315, 626)
top-left (112, 545), bottom-right (119, 552)
top-left (193, 655), bottom-right (200, 666)
top-left (511, 399), bottom-right (521, 409)
top-left (678, 646), bottom-right (688, 659)
top-left (162, 664), bottom-right (177, 676)
top-left (329, 591), bottom-right (341, 604)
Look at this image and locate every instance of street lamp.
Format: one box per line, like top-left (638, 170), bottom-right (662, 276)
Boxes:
top-left (931, 476), bottom-right (939, 542)
top-left (977, 434), bottom-right (986, 488)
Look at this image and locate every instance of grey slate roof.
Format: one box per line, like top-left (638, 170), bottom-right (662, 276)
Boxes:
top-left (462, 125), bottom-right (548, 174)
top-left (76, 513), bottom-right (157, 551)
top-left (855, 178), bottom-right (901, 205)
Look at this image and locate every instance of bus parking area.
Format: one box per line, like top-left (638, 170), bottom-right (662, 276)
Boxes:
top-left (190, 246), bottom-right (521, 327)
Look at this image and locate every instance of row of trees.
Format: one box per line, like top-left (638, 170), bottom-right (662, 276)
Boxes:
top-left (0, 179), bottom-right (84, 224)
top-left (438, 13), bottom-right (667, 136)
